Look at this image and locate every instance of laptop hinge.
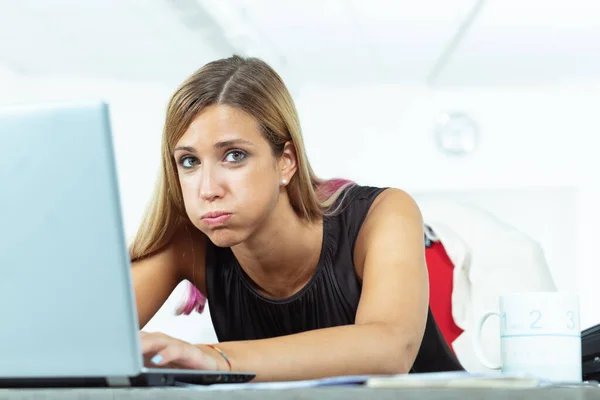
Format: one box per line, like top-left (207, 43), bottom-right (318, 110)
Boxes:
top-left (105, 376), bottom-right (131, 387)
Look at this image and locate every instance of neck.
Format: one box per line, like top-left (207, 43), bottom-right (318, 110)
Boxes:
top-left (231, 195), bottom-right (323, 299)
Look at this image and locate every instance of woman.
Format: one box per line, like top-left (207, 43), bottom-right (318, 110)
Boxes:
top-left (130, 55), bottom-right (433, 382)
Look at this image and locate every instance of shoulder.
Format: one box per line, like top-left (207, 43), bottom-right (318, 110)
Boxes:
top-left (366, 187), bottom-right (422, 222)
top-left (329, 183), bottom-right (388, 221)
top-left (353, 187), bottom-right (424, 277)
top-left (340, 184), bottom-right (422, 225)
top-left (340, 183), bottom-right (388, 203)
top-left (363, 187), bottom-right (424, 242)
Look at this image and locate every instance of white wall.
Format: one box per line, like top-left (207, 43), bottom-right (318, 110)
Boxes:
top-left (296, 84), bottom-right (596, 189)
top-left (2, 75), bottom-right (598, 342)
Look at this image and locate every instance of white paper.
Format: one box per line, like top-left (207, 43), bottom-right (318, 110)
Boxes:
top-left (175, 375), bottom-right (372, 391)
top-left (175, 371), bottom-right (599, 391)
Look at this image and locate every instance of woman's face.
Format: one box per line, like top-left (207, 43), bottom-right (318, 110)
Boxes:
top-left (173, 104), bottom-right (293, 247)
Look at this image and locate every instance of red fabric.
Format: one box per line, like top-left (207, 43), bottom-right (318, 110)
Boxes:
top-left (425, 240), bottom-right (464, 351)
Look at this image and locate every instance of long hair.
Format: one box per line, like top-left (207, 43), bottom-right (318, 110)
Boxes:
top-left (129, 55), bottom-right (355, 314)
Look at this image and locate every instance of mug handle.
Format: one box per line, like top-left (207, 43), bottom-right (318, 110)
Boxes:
top-left (473, 311), bottom-right (502, 370)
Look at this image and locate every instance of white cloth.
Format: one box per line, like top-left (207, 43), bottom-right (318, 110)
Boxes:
top-left (418, 199), bottom-right (557, 373)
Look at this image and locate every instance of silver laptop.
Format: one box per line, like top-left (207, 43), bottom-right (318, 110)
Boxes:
top-left (0, 101), bottom-right (255, 387)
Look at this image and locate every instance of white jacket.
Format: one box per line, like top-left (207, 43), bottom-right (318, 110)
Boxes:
top-left (418, 199), bottom-right (557, 373)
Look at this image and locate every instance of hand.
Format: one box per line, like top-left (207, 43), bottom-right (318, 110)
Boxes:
top-left (140, 331), bottom-right (225, 371)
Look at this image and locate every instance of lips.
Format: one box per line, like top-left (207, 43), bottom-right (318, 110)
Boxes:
top-left (201, 211), bottom-right (232, 226)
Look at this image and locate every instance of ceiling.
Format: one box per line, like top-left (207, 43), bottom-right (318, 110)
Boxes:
top-left (0, 0), bottom-right (599, 90)
top-left (0, 0), bottom-right (233, 83)
top-left (434, 0), bottom-right (600, 87)
top-left (198, 0), bottom-right (479, 90)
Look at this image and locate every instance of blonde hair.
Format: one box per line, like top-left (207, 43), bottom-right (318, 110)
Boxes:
top-left (130, 55), bottom-right (354, 263)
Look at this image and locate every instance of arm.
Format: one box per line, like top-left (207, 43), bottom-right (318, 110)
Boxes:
top-left (132, 225), bottom-right (207, 328)
top-left (204, 189), bottom-right (429, 381)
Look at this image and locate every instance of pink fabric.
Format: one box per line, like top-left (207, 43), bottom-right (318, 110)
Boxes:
top-left (315, 178), bottom-right (353, 202)
top-left (175, 283), bottom-right (206, 315)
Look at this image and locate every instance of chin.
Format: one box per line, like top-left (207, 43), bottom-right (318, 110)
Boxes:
top-left (205, 229), bottom-right (246, 248)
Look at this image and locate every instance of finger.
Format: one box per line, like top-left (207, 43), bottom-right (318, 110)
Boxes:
top-left (149, 344), bottom-right (186, 367)
top-left (152, 344), bottom-right (216, 370)
top-left (139, 332), bottom-right (215, 370)
top-left (140, 332), bottom-right (194, 368)
top-left (139, 332), bottom-right (171, 357)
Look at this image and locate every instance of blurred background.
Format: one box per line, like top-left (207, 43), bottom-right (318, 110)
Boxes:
top-left (0, 0), bottom-right (598, 352)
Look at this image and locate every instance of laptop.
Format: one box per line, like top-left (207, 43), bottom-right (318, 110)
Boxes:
top-left (0, 101), bottom-right (256, 387)
top-left (582, 323), bottom-right (600, 381)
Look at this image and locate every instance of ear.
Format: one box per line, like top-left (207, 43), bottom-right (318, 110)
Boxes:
top-left (277, 141), bottom-right (298, 186)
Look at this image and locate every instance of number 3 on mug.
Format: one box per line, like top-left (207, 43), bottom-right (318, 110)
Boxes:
top-left (566, 310), bottom-right (576, 330)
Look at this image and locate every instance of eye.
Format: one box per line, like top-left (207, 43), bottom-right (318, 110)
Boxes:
top-left (179, 155), bottom-right (199, 169)
top-left (224, 150), bottom-right (247, 163)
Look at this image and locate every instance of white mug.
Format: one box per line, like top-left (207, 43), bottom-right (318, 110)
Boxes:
top-left (473, 292), bottom-right (582, 383)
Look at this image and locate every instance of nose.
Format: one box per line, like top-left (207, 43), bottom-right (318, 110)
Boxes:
top-left (198, 165), bottom-right (224, 202)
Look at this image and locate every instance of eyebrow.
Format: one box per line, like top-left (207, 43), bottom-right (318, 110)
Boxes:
top-left (173, 139), bottom-right (254, 153)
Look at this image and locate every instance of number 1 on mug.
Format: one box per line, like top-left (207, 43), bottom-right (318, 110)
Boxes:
top-left (500, 312), bottom-right (507, 330)
top-left (566, 311), bottom-right (576, 330)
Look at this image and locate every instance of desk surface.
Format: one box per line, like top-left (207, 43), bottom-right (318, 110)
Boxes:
top-left (2, 386), bottom-right (600, 400)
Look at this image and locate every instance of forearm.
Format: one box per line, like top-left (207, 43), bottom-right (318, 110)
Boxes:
top-left (203, 323), bottom-right (416, 382)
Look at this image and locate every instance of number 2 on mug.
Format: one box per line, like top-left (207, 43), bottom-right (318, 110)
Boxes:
top-left (530, 310), bottom-right (542, 329)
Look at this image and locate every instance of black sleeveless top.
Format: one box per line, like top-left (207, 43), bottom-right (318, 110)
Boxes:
top-left (205, 184), bottom-right (463, 373)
